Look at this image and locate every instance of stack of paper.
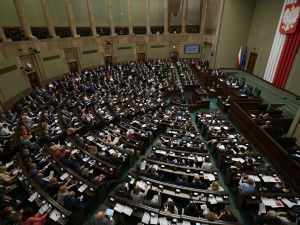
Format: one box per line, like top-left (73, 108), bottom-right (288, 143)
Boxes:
top-left (39, 204), bottom-right (50, 214)
top-left (204, 173), bottom-right (215, 181)
top-left (78, 184), bottom-right (88, 192)
top-left (142, 212), bottom-right (150, 224)
top-left (50, 209), bottom-right (61, 222)
top-left (123, 206), bottom-right (133, 216)
top-left (150, 213), bottom-right (158, 224)
top-left (114, 203), bottom-right (124, 213)
top-left (28, 192), bottom-right (38, 202)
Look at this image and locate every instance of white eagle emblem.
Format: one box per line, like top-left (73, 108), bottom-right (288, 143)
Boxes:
top-left (282, 5), bottom-right (300, 32)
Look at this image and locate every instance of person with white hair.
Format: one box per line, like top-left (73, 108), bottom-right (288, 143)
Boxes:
top-left (256, 210), bottom-right (282, 225)
top-left (143, 188), bottom-right (161, 208)
top-left (93, 210), bottom-right (115, 225)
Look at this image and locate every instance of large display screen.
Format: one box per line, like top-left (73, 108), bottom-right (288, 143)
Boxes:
top-left (184, 45), bottom-right (200, 54)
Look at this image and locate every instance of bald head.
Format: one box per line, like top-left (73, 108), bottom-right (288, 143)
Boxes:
top-left (95, 211), bottom-right (105, 221)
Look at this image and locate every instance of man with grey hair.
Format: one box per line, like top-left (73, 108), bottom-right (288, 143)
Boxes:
top-left (256, 210), bottom-right (282, 225)
top-left (143, 188), bottom-right (161, 208)
top-left (93, 210), bottom-right (115, 225)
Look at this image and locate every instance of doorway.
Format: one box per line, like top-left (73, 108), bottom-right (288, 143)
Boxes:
top-left (27, 72), bottom-right (40, 90)
top-left (68, 61), bottom-right (78, 73)
top-left (246, 52), bottom-right (257, 74)
top-left (138, 53), bottom-right (145, 62)
top-left (170, 52), bottom-right (178, 61)
top-left (104, 56), bottom-right (113, 67)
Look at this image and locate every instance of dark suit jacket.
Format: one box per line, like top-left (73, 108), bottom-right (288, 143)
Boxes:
top-left (63, 196), bottom-right (83, 212)
top-left (256, 215), bottom-right (282, 225)
top-left (190, 181), bottom-right (208, 190)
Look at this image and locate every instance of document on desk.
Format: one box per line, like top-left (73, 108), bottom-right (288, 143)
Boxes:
top-left (209, 196), bottom-right (217, 204)
top-left (136, 180), bottom-right (146, 190)
top-left (142, 212), bottom-right (150, 224)
top-left (87, 136), bottom-right (95, 141)
top-left (155, 150), bottom-right (166, 155)
top-left (270, 199), bottom-right (284, 208)
top-left (130, 178), bottom-right (135, 185)
top-left (28, 192), bottom-right (38, 202)
top-left (109, 149), bottom-right (116, 155)
top-left (248, 175), bottom-right (260, 182)
top-left (113, 203), bottom-right (124, 213)
top-left (231, 157), bottom-right (245, 164)
top-left (78, 184), bottom-right (88, 192)
top-left (123, 206), bottom-right (133, 216)
top-left (197, 156), bottom-right (203, 162)
top-left (159, 217), bottom-right (168, 225)
top-left (282, 198), bottom-right (294, 208)
top-left (140, 161), bottom-right (146, 170)
top-left (60, 173), bottom-right (69, 181)
top-left (71, 149), bottom-right (77, 154)
top-left (39, 203), bottom-right (50, 214)
top-left (259, 203), bottom-right (266, 213)
top-left (204, 173), bottom-right (215, 181)
top-left (50, 209), bottom-right (61, 222)
top-left (216, 196), bottom-right (223, 202)
top-left (261, 197), bottom-right (272, 206)
top-left (182, 220), bottom-right (191, 225)
top-left (150, 213), bottom-right (158, 224)
top-left (82, 156), bottom-right (90, 162)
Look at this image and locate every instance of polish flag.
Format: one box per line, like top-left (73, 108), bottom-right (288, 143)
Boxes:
top-left (236, 46), bottom-right (242, 67)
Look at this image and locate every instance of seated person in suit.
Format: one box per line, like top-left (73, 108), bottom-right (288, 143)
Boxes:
top-left (0, 193), bottom-right (26, 210)
top-left (3, 206), bottom-right (23, 224)
top-left (191, 174), bottom-right (208, 189)
top-left (143, 188), bottom-right (161, 209)
top-left (114, 184), bottom-right (131, 199)
top-left (175, 175), bottom-right (190, 187)
top-left (256, 114), bottom-right (265, 126)
top-left (63, 191), bottom-right (88, 212)
top-left (92, 174), bottom-right (124, 189)
top-left (145, 167), bottom-right (164, 181)
top-left (239, 175), bottom-right (255, 193)
top-left (183, 201), bottom-right (203, 217)
top-left (272, 182), bottom-right (292, 193)
top-left (256, 210), bottom-right (282, 225)
top-left (262, 120), bottom-right (272, 129)
top-left (34, 173), bottom-right (49, 189)
top-left (93, 210), bottom-right (115, 225)
top-left (241, 158), bottom-right (254, 171)
top-left (62, 152), bottom-right (80, 169)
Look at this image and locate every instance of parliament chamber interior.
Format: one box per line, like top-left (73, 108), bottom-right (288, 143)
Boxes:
top-left (0, 0), bottom-right (300, 225)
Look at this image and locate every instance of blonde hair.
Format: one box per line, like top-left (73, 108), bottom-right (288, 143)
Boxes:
top-left (58, 185), bottom-right (68, 196)
top-left (132, 185), bottom-right (141, 195)
top-left (156, 140), bottom-right (162, 147)
top-left (211, 181), bottom-right (220, 191)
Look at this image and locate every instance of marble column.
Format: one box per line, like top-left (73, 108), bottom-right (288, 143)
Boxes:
top-left (86, 0), bottom-right (98, 36)
top-left (146, 0), bottom-right (151, 34)
top-left (41, 0), bottom-right (58, 38)
top-left (108, 0), bottom-right (116, 36)
top-left (0, 27), bottom-right (12, 42)
top-left (127, 0), bottom-right (133, 35)
top-left (65, 0), bottom-right (79, 37)
top-left (164, 0), bottom-right (169, 34)
top-left (13, 0), bottom-right (32, 37)
top-left (200, 0), bottom-right (208, 34)
top-left (181, 0), bottom-right (188, 34)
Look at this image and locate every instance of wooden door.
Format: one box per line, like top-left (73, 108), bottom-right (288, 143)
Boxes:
top-left (246, 52), bottom-right (257, 74)
top-left (170, 52), bottom-right (178, 61)
top-left (68, 61), bottom-right (78, 73)
top-left (27, 72), bottom-right (39, 90)
top-left (138, 53), bottom-right (145, 61)
top-left (104, 56), bottom-right (113, 66)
